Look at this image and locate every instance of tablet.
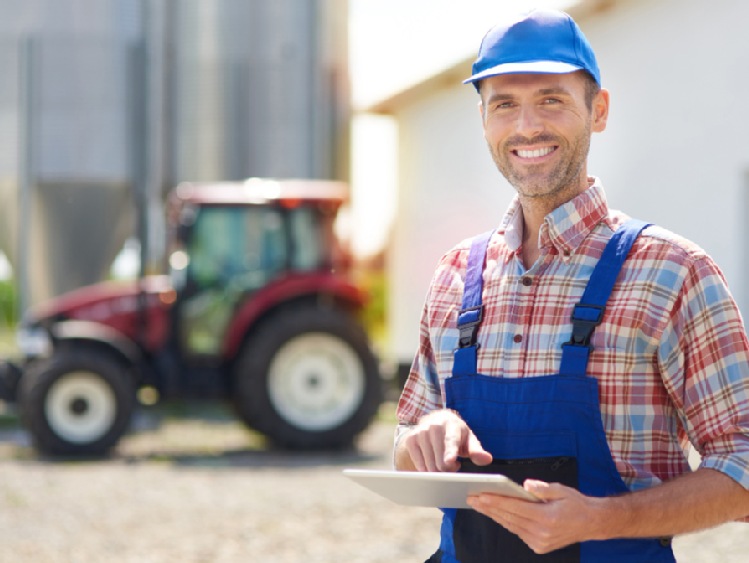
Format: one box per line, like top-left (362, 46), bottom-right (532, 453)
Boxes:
top-left (343, 469), bottom-right (540, 509)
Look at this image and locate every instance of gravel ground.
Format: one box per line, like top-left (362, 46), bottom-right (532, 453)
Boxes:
top-left (0, 402), bottom-right (747, 562)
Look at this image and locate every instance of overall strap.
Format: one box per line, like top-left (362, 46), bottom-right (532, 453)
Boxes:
top-left (559, 219), bottom-right (652, 376)
top-left (453, 230), bottom-right (493, 377)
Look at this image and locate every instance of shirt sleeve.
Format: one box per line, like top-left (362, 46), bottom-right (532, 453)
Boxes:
top-left (658, 254), bottom-right (749, 498)
top-left (395, 295), bottom-right (445, 426)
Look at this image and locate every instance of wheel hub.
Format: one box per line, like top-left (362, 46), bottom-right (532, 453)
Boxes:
top-left (268, 333), bottom-right (365, 431)
top-left (69, 396), bottom-right (89, 416)
top-left (45, 371), bottom-right (117, 444)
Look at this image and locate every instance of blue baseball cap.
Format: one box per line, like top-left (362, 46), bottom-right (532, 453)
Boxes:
top-left (464, 9), bottom-right (601, 90)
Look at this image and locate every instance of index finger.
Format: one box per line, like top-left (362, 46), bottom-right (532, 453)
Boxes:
top-left (442, 419), bottom-right (466, 471)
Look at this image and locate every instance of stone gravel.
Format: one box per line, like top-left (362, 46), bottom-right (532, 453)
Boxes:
top-left (0, 402), bottom-right (747, 562)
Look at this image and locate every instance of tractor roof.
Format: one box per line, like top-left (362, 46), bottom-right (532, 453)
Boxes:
top-left (173, 178), bottom-right (349, 206)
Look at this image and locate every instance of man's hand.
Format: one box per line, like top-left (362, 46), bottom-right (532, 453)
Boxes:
top-left (467, 480), bottom-right (605, 554)
top-left (396, 409), bottom-right (493, 472)
top-left (466, 467), bottom-right (749, 554)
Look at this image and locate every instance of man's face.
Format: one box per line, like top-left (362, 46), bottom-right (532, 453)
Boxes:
top-left (480, 71), bottom-right (607, 203)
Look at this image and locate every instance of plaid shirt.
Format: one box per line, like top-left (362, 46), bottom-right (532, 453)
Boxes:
top-left (396, 180), bottom-right (749, 495)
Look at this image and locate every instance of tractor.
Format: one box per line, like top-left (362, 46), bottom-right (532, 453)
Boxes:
top-left (0, 178), bottom-right (383, 456)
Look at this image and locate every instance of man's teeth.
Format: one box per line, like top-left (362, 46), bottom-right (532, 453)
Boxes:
top-left (516, 147), bottom-right (554, 158)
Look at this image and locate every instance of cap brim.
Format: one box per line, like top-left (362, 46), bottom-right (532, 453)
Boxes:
top-left (463, 60), bottom-right (584, 84)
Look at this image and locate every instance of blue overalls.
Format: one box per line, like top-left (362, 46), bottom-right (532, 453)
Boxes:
top-left (432, 220), bottom-right (676, 563)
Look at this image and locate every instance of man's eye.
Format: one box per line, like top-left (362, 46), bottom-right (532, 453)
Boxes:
top-left (543, 98), bottom-right (562, 105)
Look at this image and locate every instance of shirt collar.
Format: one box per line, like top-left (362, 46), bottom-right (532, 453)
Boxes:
top-left (500, 178), bottom-right (610, 257)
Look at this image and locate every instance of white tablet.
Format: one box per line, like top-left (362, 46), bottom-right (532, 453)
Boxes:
top-left (343, 469), bottom-right (540, 509)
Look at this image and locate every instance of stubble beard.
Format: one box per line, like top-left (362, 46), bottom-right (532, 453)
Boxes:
top-left (489, 129), bottom-right (592, 204)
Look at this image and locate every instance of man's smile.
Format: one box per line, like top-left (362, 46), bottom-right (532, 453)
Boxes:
top-left (513, 146), bottom-right (558, 159)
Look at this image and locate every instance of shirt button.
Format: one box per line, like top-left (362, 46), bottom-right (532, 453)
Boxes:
top-left (513, 334), bottom-right (523, 343)
top-left (521, 277), bottom-right (533, 286)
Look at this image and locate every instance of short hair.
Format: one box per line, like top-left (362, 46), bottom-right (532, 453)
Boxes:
top-left (581, 72), bottom-right (601, 110)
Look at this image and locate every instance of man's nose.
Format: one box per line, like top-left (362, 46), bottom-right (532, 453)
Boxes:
top-left (515, 105), bottom-right (544, 138)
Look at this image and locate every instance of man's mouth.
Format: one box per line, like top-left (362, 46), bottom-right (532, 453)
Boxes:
top-left (514, 146), bottom-right (556, 159)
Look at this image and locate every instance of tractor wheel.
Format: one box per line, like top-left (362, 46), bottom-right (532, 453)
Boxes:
top-left (233, 305), bottom-right (382, 450)
top-left (18, 350), bottom-right (136, 457)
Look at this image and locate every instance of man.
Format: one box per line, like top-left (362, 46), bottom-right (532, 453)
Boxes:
top-left (394, 8), bottom-right (749, 562)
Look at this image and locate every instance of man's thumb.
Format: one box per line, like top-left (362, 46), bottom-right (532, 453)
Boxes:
top-left (467, 432), bottom-right (493, 465)
top-left (523, 479), bottom-right (559, 501)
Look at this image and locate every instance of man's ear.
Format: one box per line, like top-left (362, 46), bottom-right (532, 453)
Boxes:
top-left (477, 98), bottom-right (485, 123)
top-left (592, 88), bottom-right (610, 133)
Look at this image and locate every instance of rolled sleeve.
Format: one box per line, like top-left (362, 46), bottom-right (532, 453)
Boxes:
top-left (700, 438), bottom-right (749, 491)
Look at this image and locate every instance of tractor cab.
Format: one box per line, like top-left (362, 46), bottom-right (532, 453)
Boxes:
top-left (167, 179), bottom-right (351, 360)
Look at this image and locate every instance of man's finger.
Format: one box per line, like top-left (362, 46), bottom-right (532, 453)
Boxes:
top-left (405, 440), bottom-right (429, 472)
top-left (524, 480), bottom-right (566, 501)
top-left (442, 420), bottom-right (465, 470)
top-left (466, 431), bottom-right (493, 465)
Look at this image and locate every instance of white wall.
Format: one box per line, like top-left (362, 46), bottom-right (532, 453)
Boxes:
top-left (583, 0), bottom-right (749, 309)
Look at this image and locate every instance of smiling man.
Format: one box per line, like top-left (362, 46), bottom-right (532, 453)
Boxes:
top-left (393, 8), bottom-right (749, 563)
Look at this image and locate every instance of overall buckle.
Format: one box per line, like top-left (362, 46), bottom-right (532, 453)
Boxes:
top-left (565, 304), bottom-right (604, 347)
top-left (457, 305), bottom-right (483, 348)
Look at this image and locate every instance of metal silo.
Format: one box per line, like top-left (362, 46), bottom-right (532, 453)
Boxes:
top-left (168, 0), bottom-right (349, 184)
top-left (0, 0), bottom-right (142, 311)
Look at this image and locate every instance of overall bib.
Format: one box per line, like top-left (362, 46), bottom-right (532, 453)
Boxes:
top-left (431, 220), bottom-right (676, 563)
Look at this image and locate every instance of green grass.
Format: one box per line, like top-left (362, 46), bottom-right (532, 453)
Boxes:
top-left (0, 280), bottom-right (17, 327)
top-left (0, 409), bottom-right (19, 429)
top-left (0, 325), bottom-right (18, 360)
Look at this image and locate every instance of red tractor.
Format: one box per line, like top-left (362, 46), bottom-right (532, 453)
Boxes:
top-left (0, 178), bottom-right (383, 456)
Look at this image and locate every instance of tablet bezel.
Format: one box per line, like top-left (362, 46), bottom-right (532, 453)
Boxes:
top-left (343, 468), bottom-right (541, 508)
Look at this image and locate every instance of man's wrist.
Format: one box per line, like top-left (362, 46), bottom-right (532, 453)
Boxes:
top-left (585, 495), bottom-right (623, 541)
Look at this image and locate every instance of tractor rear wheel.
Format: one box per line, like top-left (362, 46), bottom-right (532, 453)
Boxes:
top-left (18, 349), bottom-right (136, 457)
top-left (233, 305), bottom-right (382, 449)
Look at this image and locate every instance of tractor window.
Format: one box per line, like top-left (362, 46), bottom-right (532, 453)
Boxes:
top-left (187, 206), bottom-right (286, 289)
top-left (180, 205), bottom-right (287, 356)
top-left (288, 207), bottom-right (325, 271)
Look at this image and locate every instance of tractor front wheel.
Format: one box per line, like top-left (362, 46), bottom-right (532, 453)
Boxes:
top-left (18, 350), bottom-right (136, 457)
